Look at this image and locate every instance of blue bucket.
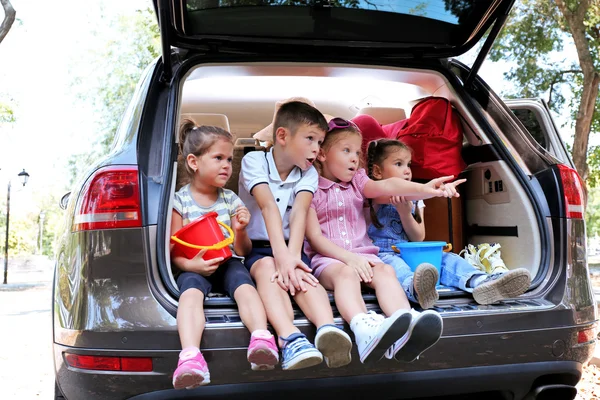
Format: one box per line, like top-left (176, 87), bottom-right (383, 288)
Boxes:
top-left (393, 241), bottom-right (449, 285)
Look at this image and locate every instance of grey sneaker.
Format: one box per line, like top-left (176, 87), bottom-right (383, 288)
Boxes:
top-left (413, 263), bottom-right (439, 309)
top-left (472, 268), bottom-right (531, 305)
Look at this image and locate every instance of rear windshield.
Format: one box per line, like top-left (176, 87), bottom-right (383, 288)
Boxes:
top-left (183, 1), bottom-right (500, 48)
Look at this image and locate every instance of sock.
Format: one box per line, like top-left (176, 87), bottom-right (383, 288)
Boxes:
top-left (251, 329), bottom-right (272, 338)
top-left (468, 274), bottom-right (489, 288)
top-left (180, 347), bottom-right (200, 360)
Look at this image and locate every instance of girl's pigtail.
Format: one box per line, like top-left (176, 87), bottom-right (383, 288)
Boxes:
top-left (367, 140), bottom-right (383, 229)
top-left (178, 119), bottom-right (196, 155)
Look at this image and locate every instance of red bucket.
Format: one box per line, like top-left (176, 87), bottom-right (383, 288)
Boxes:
top-left (170, 212), bottom-right (234, 261)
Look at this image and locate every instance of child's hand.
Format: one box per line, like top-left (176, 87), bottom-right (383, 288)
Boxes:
top-left (440, 179), bottom-right (466, 198)
top-left (231, 206), bottom-right (250, 232)
top-left (289, 269), bottom-right (319, 296)
top-left (346, 254), bottom-right (374, 283)
top-left (271, 252), bottom-right (312, 292)
top-left (390, 196), bottom-right (413, 216)
top-left (424, 176), bottom-right (465, 198)
top-left (186, 249), bottom-right (223, 277)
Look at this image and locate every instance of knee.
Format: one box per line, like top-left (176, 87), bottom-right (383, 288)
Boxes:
top-left (179, 288), bottom-right (205, 304)
top-left (372, 263), bottom-right (397, 280)
top-left (251, 258), bottom-right (275, 280)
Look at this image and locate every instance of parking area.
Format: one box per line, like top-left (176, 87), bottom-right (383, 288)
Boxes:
top-left (0, 257), bottom-right (54, 399)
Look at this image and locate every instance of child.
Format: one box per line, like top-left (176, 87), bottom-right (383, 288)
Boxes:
top-left (304, 117), bottom-right (455, 364)
top-left (170, 121), bottom-right (278, 390)
top-left (366, 138), bottom-right (532, 309)
top-left (238, 100), bottom-right (353, 370)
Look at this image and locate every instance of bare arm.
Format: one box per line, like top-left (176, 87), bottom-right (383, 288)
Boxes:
top-left (230, 205), bottom-right (252, 256)
top-left (363, 176), bottom-right (451, 200)
top-left (252, 184), bottom-right (311, 293)
top-left (393, 198), bottom-right (426, 242)
top-left (252, 184), bottom-right (288, 257)
top-left (288, 191), bottom-right (313, 257)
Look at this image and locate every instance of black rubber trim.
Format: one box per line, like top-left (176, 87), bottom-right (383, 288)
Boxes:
top-left (467, 224), bottom-right (519, 237)
top-left (127, 361), bottom-right (581, 400)
top-left (462, 144), bottom-right (502, 164)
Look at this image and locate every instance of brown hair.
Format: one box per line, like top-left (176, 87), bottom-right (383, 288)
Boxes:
top-left (178, 119), bottom-right (234, 177)
top-left (273, 101), bottom-right (328, 142)
top-left (314, 123), bottom-right (363, 175)
top-left (366, 139), bottom-right (421, 228)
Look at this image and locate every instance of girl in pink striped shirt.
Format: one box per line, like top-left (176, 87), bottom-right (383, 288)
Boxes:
top-left (305, 117), bottom-right (452, 364)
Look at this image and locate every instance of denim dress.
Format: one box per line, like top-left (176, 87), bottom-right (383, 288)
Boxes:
top-left (368, 203), bottom-right (485, 301)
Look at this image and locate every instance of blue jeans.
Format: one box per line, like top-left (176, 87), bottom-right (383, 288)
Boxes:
top-left (379, 251), bottom-right (486, 303)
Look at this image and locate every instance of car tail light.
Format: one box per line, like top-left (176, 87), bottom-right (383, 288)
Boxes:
top-left (73, 166), bottom-right (141, 231)
top-left (557, 164), bottom-right (585, 219)
top-left (577, 327), bottom-right (596, 344)
top-left (64, 354), bottom-right (153, 372)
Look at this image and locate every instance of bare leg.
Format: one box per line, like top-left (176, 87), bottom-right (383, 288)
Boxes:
top-left (250, 257), bottom-right (299, 342)
top-left (318, 263), bottom-right (367, 323)
top-left (293, 281), bottom-right (335, 328)
top-left (365, 263), bottom-right (411, 316)
top-left (233, 283), bottom-right (268, 332)
top-left (177, 288), bottom-right (206, 348)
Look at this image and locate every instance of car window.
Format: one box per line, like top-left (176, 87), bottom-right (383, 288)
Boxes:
top-left (182, 0), bottom-right (497, 46)
top-left (511, 108), bottom-right (548, 150)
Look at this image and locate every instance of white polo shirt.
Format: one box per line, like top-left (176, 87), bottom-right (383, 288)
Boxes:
top-left (238, 148), bottom-right (318, 241)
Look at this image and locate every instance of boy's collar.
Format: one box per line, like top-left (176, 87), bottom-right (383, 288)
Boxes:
top-left (266, 147), bottom-right (302, 183)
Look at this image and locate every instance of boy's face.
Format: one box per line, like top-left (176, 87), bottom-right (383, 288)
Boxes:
top-left (280, 123), bottom-right (326, 170)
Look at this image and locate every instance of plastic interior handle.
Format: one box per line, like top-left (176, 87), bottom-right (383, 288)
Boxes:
top-left (170, 221), bottom-right (235, 250)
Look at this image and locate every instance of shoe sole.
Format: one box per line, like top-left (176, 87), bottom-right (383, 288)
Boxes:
top-left (315, 328), bottom-right (353, 368)
top-left (282, 349), bottom-right (323, 371)
top-left (413, 263), bottom-right (439, 309)
top-left (248, 348), bottom-right (279, 371)
top-left (472, 269), bottom-right (531, 305)
top-left (361, 311), bottom-right (412, 364)
top-left (173, 371), bottom-right (210, 390)
top-left (394, 311), bottom-right (443, 363)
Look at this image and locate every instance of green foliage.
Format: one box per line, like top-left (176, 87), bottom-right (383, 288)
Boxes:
top-left (68, 6), bottom-right (160, 185)
top-left (0, 101), bottom-right (15, 124)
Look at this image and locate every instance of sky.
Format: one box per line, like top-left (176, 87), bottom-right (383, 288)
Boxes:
top-left (0, 0), bottom-right (582, 217)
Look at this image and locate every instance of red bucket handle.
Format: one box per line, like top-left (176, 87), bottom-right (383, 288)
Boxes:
top-left (170, 221), bottom-right (235, 251)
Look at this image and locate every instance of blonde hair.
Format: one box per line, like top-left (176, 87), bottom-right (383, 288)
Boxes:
top-left (178, 119), bottom-right (234, 177)
top-left (314, 124), bottom-right (363, 174)
top-left (366, 139), bottom-right (421, 228)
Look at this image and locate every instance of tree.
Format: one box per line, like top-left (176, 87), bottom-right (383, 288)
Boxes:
top-left (68, 6), bottom-right (160, 185)
top-left (0, 0), bottom-right (15, 44)
top-left (489, 0), bottom-right (600, 184)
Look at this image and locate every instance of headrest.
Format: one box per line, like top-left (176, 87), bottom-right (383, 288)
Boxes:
top-left (181, 113), bottom-right (231, 132)
top-left (355, 107), bottom-right (407, 125)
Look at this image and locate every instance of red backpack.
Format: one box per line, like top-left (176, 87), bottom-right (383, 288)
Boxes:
top-left (383, 97), bottom-right (466, 180)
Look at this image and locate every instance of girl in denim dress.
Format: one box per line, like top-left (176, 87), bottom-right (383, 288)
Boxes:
top-left (366, 139), bottom-right (532, 309)
top-left (305, 118), bottom-right (454, 364)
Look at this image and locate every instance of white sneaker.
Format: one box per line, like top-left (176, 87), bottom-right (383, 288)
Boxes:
top-left (350, 310), bottom-right (412, 364)
top-left (390, 309), bottom-right (443, 363)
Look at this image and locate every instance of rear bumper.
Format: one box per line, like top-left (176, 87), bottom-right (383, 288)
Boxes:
top-left (54, 329), bottom-right (595, 400)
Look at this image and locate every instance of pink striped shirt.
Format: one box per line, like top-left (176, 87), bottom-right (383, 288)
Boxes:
top-left (305, 169), bottom-right (379, 273)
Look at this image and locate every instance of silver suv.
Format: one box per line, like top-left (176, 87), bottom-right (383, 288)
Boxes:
top-left (53, 1), bottom-right (597, 399)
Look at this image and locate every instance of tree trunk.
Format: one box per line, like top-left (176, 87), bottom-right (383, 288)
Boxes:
top-left (0, 0), bottom-right (16, 44)
top-left (556, 0), bottom-right (599, 184)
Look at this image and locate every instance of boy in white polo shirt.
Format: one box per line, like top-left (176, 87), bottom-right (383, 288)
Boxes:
top-left (239, 100), bottom-right (353, 371)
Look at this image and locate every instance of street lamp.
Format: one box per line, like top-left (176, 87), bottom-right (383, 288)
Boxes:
top-left (3, 169), bottom-right (30, 284)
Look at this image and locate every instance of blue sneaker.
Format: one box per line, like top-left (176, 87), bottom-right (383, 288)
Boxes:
top-left (280, 333), bottom-right (323, 370)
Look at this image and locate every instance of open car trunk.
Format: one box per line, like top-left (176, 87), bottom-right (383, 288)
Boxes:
top-left (160, 61), bottom-right (551, 315)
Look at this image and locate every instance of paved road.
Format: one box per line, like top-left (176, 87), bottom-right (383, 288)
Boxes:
top-left (0, 258), bottom-right (54, 399)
